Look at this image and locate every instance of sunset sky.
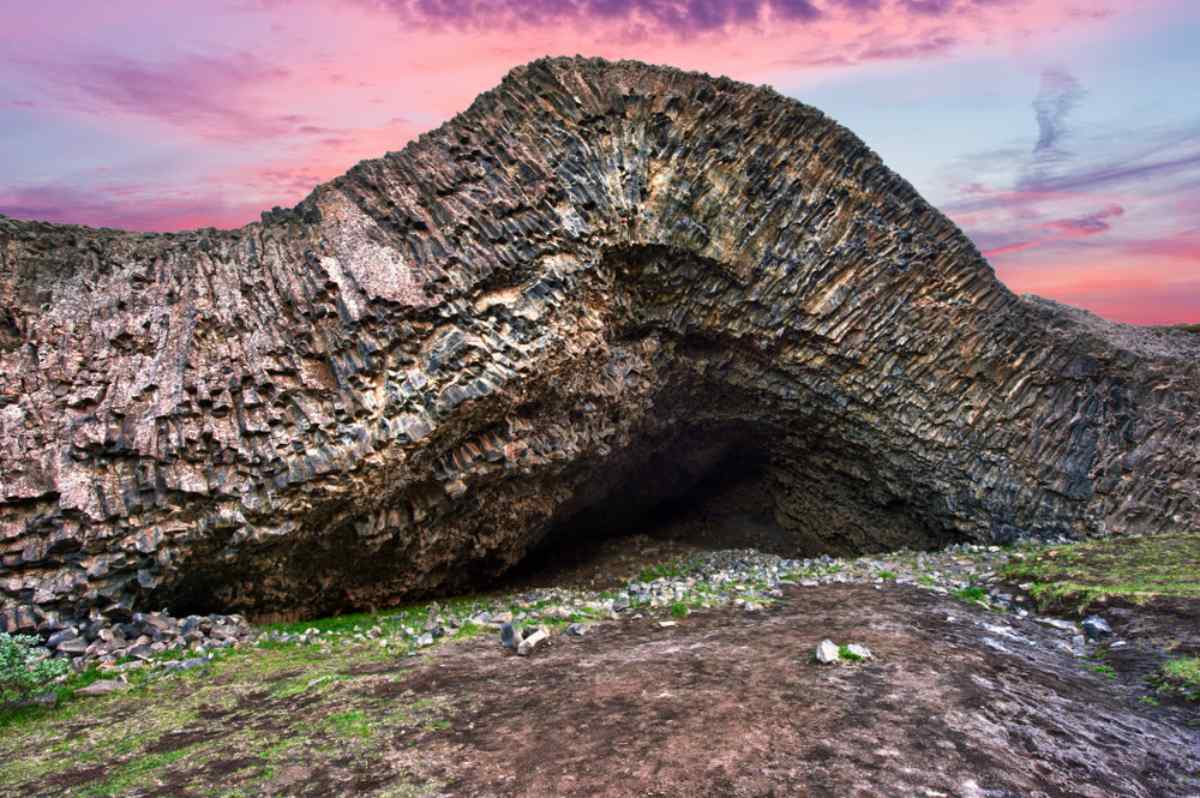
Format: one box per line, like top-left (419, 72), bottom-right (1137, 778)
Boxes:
top-left (1, 0), bottom-right (1197, 324)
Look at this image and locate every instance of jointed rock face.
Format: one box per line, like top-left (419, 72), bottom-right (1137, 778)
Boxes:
top-left (1, 57), bottom-right (1197, 629)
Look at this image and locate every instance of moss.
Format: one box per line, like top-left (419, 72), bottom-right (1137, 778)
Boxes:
top-left (1002, 533), bottom-right (1200, 612)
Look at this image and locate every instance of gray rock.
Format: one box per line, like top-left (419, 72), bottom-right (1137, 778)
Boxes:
top-left (499, 622), bottom-right (521, 650)
top-left (77, 679), bottom-right (125, 696)
top-left (1081, 615), bottom-right (1112, 640)
top-left (815, 639), bottom-right (840, 664)
top-left (845, 643), bottom-right (874, 660)
top-left (416, 633), bottom-right (435, 648)
top-left (56, 636), bottom-right (89, 655)
top-left (517, 628), bottom-right (548, 657)
top-left (565, 623), bottom-right (588, 637)
top-left (46, 628), bottom-right (78, 649)
top-left (1035, 617), bottom-right (1078, 633)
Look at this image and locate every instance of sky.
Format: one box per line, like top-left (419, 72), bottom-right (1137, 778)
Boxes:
top-left (1, 0), bottom-right (1197, 324)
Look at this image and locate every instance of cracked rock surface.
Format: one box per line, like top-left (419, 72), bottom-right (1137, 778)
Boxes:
top-left (1, 56), bottom-right (1197, 629)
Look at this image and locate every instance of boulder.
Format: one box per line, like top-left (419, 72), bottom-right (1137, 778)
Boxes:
top-left (0, 57), bottom-right (1196, 628)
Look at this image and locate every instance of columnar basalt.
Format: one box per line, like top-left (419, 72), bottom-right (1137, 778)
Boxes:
top-left (1, 57), bottom-right (1197, 628)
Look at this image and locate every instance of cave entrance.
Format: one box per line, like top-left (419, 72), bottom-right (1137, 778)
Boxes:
top-left (498, 427), bottom-right (803, 592)
top-left (497, 421), bottom-right (964, 592)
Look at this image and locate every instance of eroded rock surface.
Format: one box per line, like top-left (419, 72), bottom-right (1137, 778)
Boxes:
top-left (1, 56), bottom-right (1197, 628)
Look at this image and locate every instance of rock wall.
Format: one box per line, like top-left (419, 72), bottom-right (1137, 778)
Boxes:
top-left (1, 57), bottom-right (1197, 629)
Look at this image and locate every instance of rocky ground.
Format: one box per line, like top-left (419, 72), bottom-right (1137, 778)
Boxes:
top-left (1, 534), bottom-right (1198, 797)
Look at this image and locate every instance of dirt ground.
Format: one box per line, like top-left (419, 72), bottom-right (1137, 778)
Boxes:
top-left (6, 582), bottom-right (1197, 798)
top-left (396, 584), bottom-right (1200, 798)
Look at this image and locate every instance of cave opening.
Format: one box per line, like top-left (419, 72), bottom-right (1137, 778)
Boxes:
top-left (495, 421), bottom-right (961, 593)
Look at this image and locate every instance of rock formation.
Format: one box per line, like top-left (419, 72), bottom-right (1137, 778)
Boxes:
top-left (1, 57), bottom-right (1197, 629)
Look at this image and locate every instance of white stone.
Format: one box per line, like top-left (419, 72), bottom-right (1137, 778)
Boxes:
top-left (815, 639), bottom-right (839, 664)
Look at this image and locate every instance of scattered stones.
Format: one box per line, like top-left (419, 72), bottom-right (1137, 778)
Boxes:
top-left (815, 640), bottom-right (840, 664)
top-left (565, 623), bottom-right (588, 637)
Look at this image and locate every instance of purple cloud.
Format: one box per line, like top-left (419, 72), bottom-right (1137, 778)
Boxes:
top-left (900, 0), bottom-right (955, 15)
top-left (859, 32), bottom-right (956, 61)
top-left (1042, 204), bottom-right (1124, 236)
top-left (17, 51), bottom-right (297, 140)
top-left (365, 0), bottom-right (1019, 36)
top-left (1032, 66), bottom-right (1085, 159)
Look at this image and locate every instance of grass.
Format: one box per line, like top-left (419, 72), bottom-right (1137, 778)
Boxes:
top-left (0, 633), bottom-right (455, 796)
top-left (952, 586), bottom-right (988, 604)
top-left (637, 559), bottom-right (690, 583)
top-left (80, 746), bottom-right (197, 797)
top-left (877, 570), bottom-right (898, 581)
top-left (327, 709), bottom-right (373, 739)
top-left (1157, 657), bottom-right (1200, 702)
top-left (670, 602), bottom-right (690, 619)
top-left (837, 644), bottom-right (864, 663)
top-left (1001, 532), bottom-right (1200, 612)
top-left (1087, 663), bottom-right (1117, 680)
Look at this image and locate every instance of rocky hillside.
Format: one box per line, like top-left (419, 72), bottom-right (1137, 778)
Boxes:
top-left (1, 56), bottom-right (1197, 631)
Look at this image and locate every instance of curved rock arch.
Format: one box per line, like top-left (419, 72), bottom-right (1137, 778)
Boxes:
top-left (1, 57), bottom-right (1196, 625)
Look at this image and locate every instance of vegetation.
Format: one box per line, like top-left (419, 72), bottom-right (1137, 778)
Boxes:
top-left (1002, 532), bottom-right (1200, 612)
top-left (1156, 657), bottom-right (1200, 702)
top-left (877, 570), bottom-right (898, 581)
top-left (837, 644), bottom-right (865, 663)
top-left (0, 633), bottom-right (70, 708)
top-left (952, 586), bottom-right (988, 604)
top-left (0, 636), bottom-right (452, 796)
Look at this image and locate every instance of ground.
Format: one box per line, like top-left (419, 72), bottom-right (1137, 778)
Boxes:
top-left (2, 535), bottom-right (1199, 797)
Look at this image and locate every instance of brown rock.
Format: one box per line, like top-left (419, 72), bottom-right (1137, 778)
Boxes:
top-left (0, 57), bottom-right (1196, 625)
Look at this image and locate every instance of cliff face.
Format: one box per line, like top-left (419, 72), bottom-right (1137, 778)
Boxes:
top-left (1, 57), bottom-right (1197, 629)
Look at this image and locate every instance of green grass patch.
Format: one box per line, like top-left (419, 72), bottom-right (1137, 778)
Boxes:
top-left (1087, 663), bottom-right (1117, 680)
top-left (953, 586), bottom-right (988, 604)
top-left (837, 644), bottom-right (864, 663)
top-left (1156, 657), bottom-right (1200, 702)
top-left (877, 570), bottom-right (898, 581)
top-left (670, 602), bottom-right (690, 619)
top-left (637, 559), bottom-right (690, 583)
top-left (326, 709), bottom-right (373, 739)
top-left (1001, 532), bottom-right (1200, 612)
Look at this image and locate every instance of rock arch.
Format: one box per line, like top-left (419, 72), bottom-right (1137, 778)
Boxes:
top-left (1, 57), bottom-right (1196, 626)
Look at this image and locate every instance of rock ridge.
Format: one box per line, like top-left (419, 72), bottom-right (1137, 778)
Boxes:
top-left (1, 56), bottom-right (1197, 628)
